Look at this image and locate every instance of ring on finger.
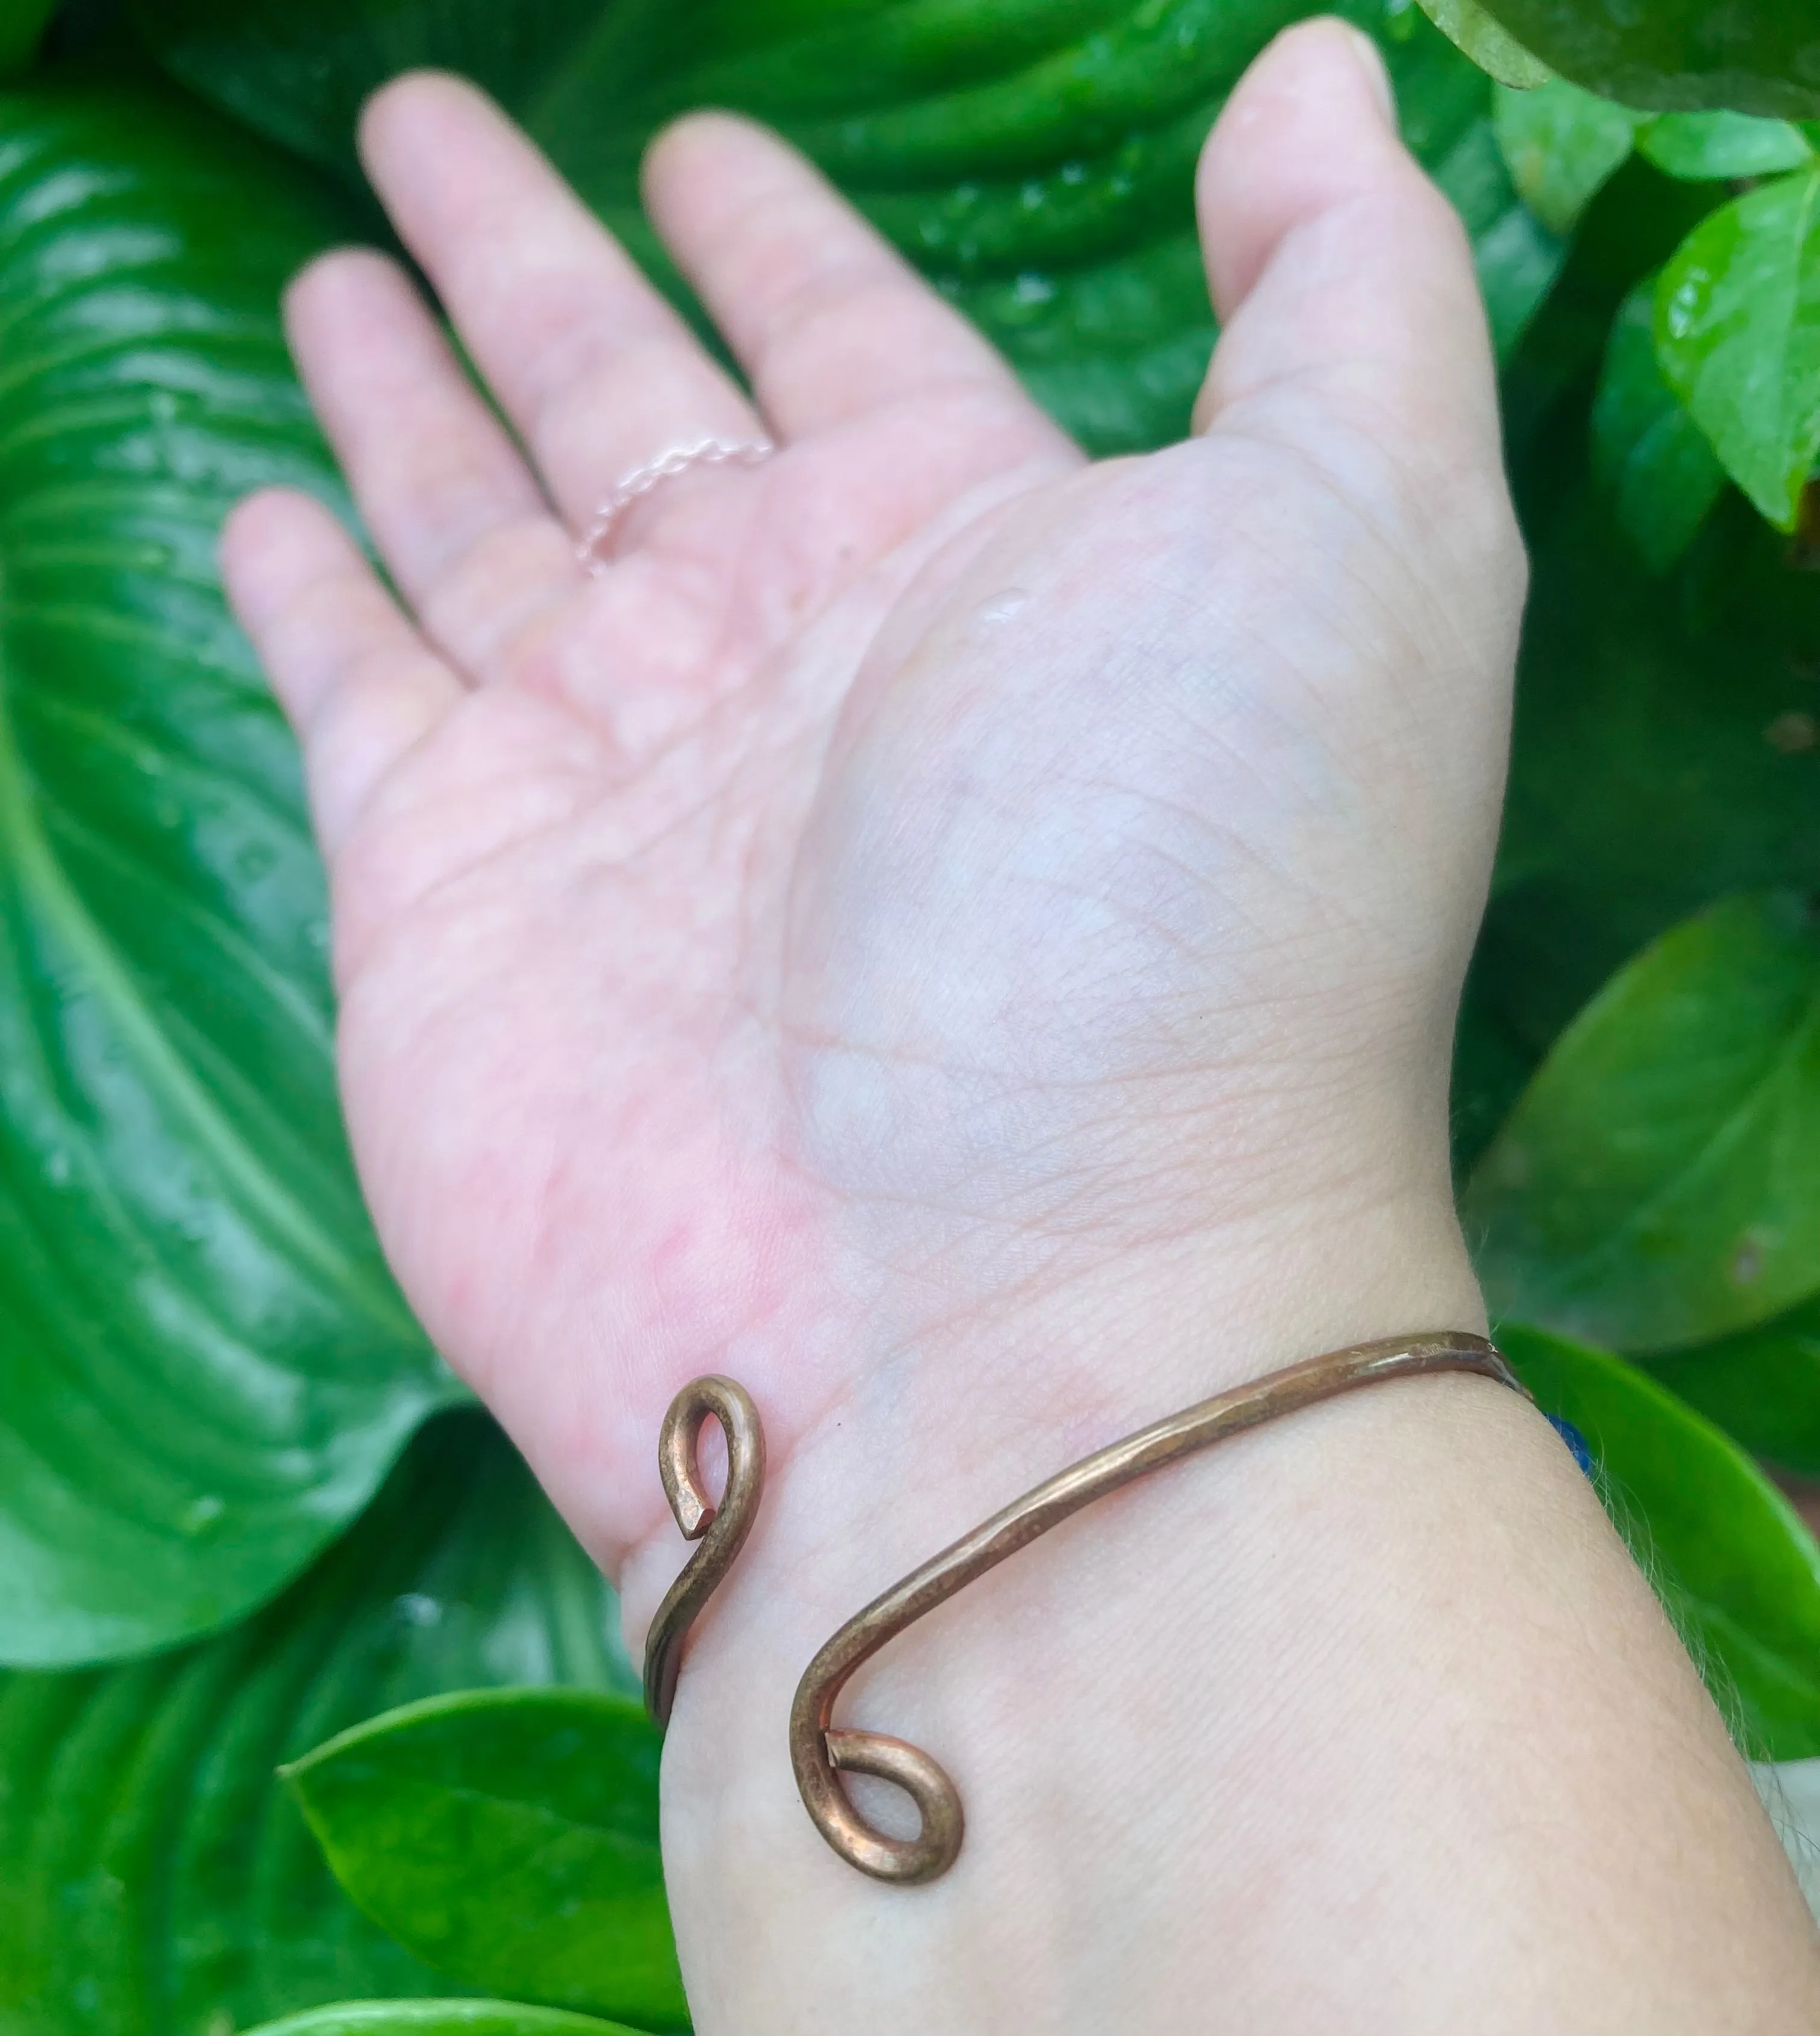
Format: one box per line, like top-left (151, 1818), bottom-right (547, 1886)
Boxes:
top-left (577, 434), bottom-right (776, 574)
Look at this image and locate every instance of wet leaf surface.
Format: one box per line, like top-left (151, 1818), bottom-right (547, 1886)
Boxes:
top-left (0, 78), bottom-right (462, 1669)
top-left (0, 1414), bottom-right (635, 2036)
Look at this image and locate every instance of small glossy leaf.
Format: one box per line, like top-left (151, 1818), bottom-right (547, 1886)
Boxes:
top-left (0, 0), bottom-right (56, 75)
top-left (1467, 0), bottom-right (1820, 122)
top-left (1416, 0), bottom-right (1551, 90)
top-left (1654, 168), bottom-right (1820, 531)
top-left (1466, 893), bottom-right (1820, 1353)
top-left (1639, 110), bottom-right (1815, 182)
top-left (1502, 1323), bottom-right (1820, 1760)
top-left (1592, 280), bottom-right (1727, 572)
top-left (245, 2007), bottom-right (633, 2036)
top-left (1660, 175), bottom-right (1820, 538)
top-left (1647, 1298), bottom-right (1820, 1481)
top-left (285, 1690), bottom-right (682, 2032)
top-left (0, 1412), bottom-right (636, 2036)
top-left (0, 80), bottom-right (462, 1669)
top-left (1493, 76), bottom-right (1636, 234)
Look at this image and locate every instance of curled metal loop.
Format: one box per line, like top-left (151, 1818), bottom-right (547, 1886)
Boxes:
top-left (642, 1375), bottom-right (765, 1728)
top-left (652, 1334), bottom-right (1528, 1884)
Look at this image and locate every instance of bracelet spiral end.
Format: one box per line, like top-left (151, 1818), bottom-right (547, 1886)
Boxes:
top-left (790, 1705), bottom-right (965, 1884)
top-left (642, 1376), bottom-right (764, 1729)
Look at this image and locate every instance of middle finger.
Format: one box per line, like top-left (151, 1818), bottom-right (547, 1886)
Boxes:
top-left (357, 71), bottom-right (766, 530)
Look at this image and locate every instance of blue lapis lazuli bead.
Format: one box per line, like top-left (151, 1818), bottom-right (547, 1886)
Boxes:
top-left (1546, 1414), bottom-right (1598, 1480)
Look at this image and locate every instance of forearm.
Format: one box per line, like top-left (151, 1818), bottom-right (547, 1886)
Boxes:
top-left (633, 1206), bottom-right (1820, 2033)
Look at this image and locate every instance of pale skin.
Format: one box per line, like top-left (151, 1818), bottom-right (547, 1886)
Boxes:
top-left (220, 19), bottom-right (1820, 2031)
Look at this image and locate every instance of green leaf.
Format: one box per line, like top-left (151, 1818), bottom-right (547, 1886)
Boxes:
top-left (285, 1691), bottom-right (682, 2031)
top-left (0, 1412), bottom-right (637, 2036)
top-left (1467, 0), bottom-right (1820, 122)
top-left (1639, 110), bottom-right (1815, 182)
top-left (1655, 168), bottom-right (1820, 531)
top-left (128, 0), bottom-right (604, 171)
top-left (1493, 76), bottom-right (1636, 234)
top-left (1592, 279), bottom-right (1727, 572)
top-left (0, 0), bottom-right (57, 76)
top-left (0, 79), bottom-right (463, 1668)
top-left (245, 2005), bottom-right (636, 2036)
top-left (1466, 892), bottom-right (1820, 1353)
top-left (1473, 488), bottom-right (1820, 1097)
top-left (1646, 1297), bottom-right (1820, 1481)
top-left (1416, 0), bottom-right (1551, 90)
top-left (1502, 1323), bottom-right (1820, 1761)
top-left (132, 0), bottom-right (1558, 453)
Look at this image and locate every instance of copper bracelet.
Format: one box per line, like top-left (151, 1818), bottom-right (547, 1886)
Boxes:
top-left (643, 1332), bottom-right (1528, 1885)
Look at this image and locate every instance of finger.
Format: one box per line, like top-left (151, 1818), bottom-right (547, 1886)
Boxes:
top-left (283, 248), bottom-right (580, 678)
top-left (645, 113), bottom-right (1065, 444)
top-left (356, 72), bottom-right (763, 527)
top-left (1192, 20), bottom-right (1505, 493)
top-left (220, 488), bottom-right (461, 860)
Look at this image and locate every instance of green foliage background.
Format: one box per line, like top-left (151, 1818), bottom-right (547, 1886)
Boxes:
top-left (3, 0), bottom-right (1820, 2028)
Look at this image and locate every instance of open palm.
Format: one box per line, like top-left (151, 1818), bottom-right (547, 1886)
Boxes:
top-left (221, 22), bottom-right (1524, 1595)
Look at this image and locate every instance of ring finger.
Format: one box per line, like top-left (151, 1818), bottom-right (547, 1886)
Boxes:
top-left (356, 70), bottom-right (767, 535)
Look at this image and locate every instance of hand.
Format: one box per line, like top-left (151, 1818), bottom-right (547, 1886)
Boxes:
top-left (223, 18), bottom-right (1517, 1581)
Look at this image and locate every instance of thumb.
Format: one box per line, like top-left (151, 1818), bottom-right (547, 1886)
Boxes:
top-left (1192, 19), bottom-right (1506, 499)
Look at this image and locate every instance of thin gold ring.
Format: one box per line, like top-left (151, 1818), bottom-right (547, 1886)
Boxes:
top-left (577, 435), bottom-right (775, 573)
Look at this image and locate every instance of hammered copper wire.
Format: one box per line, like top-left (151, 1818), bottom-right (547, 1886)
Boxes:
top-left (646, 1333), bottom-right (1528, 1884)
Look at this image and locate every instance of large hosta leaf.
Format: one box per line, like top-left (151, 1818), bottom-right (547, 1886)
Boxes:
top-left (1503, 1324), bottom-right (1820, 1761)
top-left (134, 0), bottom-right (1561, 453)
top-left (285, 1690), bottom-right (681, 2030)
top-left (127, 0), bottom-right (604, 170)
top-left (0, 0), bottom-right (56, 75)
top-left (0, 81), bottom-right (462, 1668)
top-left (1466, 893), bottom-right (1820, 1353)
top-left (0, 1412), bottom-right (636, 2036)
top-left (1464, 0), bottom-right (1820, 122)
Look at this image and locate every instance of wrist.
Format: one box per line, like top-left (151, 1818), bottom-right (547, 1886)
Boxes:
top-left (636, 1187), bottom-right (1806, 2036)
top-left (623, 1185), bottom-right (1496, 1864)
top-left (618, 1180), bottom-right (1485, 1662)
top-left (636, 1197), bottom-right (1571, 2032)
